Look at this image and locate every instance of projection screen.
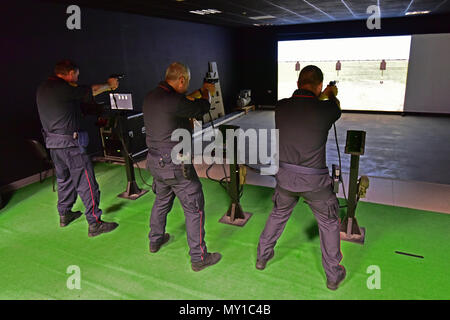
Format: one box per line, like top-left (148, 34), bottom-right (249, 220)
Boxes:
top-left (278, 35), bottom-right (412, 112)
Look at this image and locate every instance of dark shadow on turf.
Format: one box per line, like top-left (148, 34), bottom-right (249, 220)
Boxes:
top-left (104, 201), bottom-right (127, 214)
top-left (0, 191), bottom-right (14, 212)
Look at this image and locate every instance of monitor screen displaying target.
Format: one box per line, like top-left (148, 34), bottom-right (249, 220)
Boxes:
top-left (110, 93), bottom-right (133, 110)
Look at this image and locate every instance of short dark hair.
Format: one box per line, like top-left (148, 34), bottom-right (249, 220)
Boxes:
top-left (54, 60), bottom-right (79, 75)
top-left (298, 65), bottom-right (323, 87)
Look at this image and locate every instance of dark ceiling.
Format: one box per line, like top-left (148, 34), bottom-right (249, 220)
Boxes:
top-left (48, 0), bottom-right (450, 27)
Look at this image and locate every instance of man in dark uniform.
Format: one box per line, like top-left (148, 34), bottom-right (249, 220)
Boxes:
top-left (256, 65), bottom-right (346, 290)
top-left (143, 62), bottom-right (221, 271)
top-left (36, 60), bottom-right (119, 237)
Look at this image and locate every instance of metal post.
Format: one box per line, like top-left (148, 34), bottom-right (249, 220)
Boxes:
top-left (219, 125), bottom-right (252, 227)
top-left (116, 115), bottom-right (148, 200)
top-left (340, 130), bottom-right (366, 244)
top-left (340, 154), bottom-right (365, 244)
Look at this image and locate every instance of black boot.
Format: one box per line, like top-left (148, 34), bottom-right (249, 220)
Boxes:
top-left (60, 211), bottom-right (83, 227)
top-left (256, 250), bottom-right (274, 270)
top-left (327, 267), bottom-right (346, 290)
top-left (149, 233), bottom-right (170, 253)
top-left (191, 252), bottom-right (222, 272)
top-left (88, 220), bottom-right (119, 237)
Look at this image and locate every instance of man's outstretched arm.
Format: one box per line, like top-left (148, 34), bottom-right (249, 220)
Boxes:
top-left (91, 77), bottom-right (119, 96)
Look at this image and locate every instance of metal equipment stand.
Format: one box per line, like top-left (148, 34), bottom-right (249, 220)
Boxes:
top-left (115, 115), bottom-right (148, 200)
top-left (218, 124), bottom-right (252, 227)
top-left (340, 130), bottom-right (367, 244)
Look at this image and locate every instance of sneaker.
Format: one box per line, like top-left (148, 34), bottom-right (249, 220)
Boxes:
top-left (149, 233), bottom-right (170, 253)
top-left (88, 220), bottom-right (119, 237)
top-left (256, 250), bottom-right (275, 270)
top-left (60, 211), bottom-right (82, 227)
top-left (191, 252), bottom-right (222, 272)
top-left (327, 267), bottom-right (347, 290)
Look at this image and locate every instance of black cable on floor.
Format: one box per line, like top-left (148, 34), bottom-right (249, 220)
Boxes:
top-left (334, 123), bottom-right (348, 202)
top-left (114, 114), bottom-right (153, 189)
top-left (205, 110), bottom-right (244, 199)
top-left (135, 159), bottom-right (153, 188)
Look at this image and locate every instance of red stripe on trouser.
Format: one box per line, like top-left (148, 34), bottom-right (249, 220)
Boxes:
top-left (84, 169), bottom-right (100, 223)
top-left (338, 223), bottom-right (344, 271)
top-left (199, 210), bottom-right (204, 261)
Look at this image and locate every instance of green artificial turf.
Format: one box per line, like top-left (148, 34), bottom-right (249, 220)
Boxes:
top-left (0, 163), bottom-right (449, 300)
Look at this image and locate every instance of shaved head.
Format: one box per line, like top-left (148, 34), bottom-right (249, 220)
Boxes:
top-left (165, 62), bottom-right (191, 82)
top-left (298, 65), bottom-right (323, 87)
top-left (297, 65), bottom-right (324, 96)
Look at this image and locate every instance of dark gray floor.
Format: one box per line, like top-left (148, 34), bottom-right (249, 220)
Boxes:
top-left (223, 111), bottom-right (450, 185)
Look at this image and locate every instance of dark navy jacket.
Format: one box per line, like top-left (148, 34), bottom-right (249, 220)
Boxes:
top-left (276, 88), bottom-right (341, 169)
top-left (36, 76), bottom-right (92, 136)
top-left (142, 81), bottom-right (210, 149)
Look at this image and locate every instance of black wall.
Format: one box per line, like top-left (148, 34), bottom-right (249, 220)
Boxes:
top-left (4, 2), bottom-right (450, 187)
top-left (236, 13), bottom-right (450, 106)
top-left (1, 1), bottom-right (239, 186)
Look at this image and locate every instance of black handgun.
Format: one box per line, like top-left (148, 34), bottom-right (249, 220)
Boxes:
top-left (109, 74), bottom-right (125, 80)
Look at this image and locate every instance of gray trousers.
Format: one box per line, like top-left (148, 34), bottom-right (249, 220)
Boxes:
top-left (257, 184), bottom-right (345, 283)
top-left (50, 147), bottom-right (102, 225)
top-left (147, 152), bottom-right (207, 263)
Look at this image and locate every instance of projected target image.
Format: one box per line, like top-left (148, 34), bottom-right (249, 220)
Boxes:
top-left (278, 36), bottom-right (412, 111)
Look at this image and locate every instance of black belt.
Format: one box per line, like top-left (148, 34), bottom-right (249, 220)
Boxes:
top-left (148, 148), bottom-right (171, 157)
top-left (279, 161), bottom-right (329, 175)
top-left (148, 147), bottom-right (187, 159)
top-left (45, 131), bottom-right (78, 140)
top-left (148, 141), bottom-right (178, 149)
